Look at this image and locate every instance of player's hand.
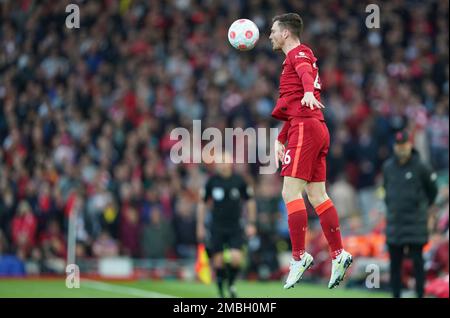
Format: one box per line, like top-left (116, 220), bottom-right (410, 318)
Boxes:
top-left (301, 92), bottom-right (325, 110)
top-left (196, 226), bottom-right (206, 243)
top-left (275, 140), bottom-right (285, 168)
top-left (245, 224), bottom-right (257, 238)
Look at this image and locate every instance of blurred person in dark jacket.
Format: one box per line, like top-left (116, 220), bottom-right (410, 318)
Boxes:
top-left (173, 194), bottom-right (197, 259)
top-left (141, 207), bottom-right (175, 259)
top-left (39, 219), bottom-right (66, 273)
top-left (382, 131), bottom-right (438, 298)
top-left (119, 206), bottom-right (141, 258)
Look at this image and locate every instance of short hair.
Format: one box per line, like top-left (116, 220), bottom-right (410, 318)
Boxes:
top-left (272, 13), bottom-right (303, 39)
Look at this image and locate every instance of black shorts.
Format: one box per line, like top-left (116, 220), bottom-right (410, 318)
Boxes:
top-left (208, 227), bottom-right (244, 255)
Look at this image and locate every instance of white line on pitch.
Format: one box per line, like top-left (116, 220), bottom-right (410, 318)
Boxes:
top-left (82, 279), bottom-right (177, 298)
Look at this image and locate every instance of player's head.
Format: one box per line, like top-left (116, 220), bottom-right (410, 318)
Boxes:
top-left (394, 131), bottom-right (413, 162)
top-left (270, 13), bottom-right (303, 51)
top-left (215, 151), bottom-right (233, 177)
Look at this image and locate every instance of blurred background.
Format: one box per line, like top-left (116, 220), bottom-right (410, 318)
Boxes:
top-left (0, 0), bottom-right (448, 298)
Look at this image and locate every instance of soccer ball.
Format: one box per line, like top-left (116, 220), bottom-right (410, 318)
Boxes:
top-left (228, 19), bottom-right (260, 51)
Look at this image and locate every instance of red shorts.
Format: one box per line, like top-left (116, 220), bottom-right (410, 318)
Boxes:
top-left (280, 117), bottom-right (330, 182)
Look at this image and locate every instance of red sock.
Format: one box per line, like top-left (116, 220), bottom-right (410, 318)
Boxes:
top-left (315, 199), bottom-right (343, 259)
top-left (286, 198), bottom-right (307, 261)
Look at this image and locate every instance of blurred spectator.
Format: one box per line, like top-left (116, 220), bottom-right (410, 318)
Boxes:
top-left (141, 207), bottom-right (175, 259)
top-left (328, 174), bottom-right (359, 234)
top-left (11, 201), bottom-right (37, 258)
top-left (39, 219), bottom-right (67, 273)
top-left (248, 175), bottom-right (281, 278)
top-left (92, 231), bottom-right (120, 258)
top-left (427, 99), bottom-right (449, 172)
top-left (119, 206), bottom-right (141, 257)
top-left (39, 219), bottom-right (67, 260)
top-left (427, 235), bottom-right (449, 278)
top-left (172, 194), bottom-right (197, 259)
top-left (0, 189), bottom-right (15, 237)
top-left (0, 229), bottom-right (25, 277)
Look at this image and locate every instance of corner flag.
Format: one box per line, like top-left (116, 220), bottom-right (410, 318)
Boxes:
top-left (195, 243), bottom-right (212, 284)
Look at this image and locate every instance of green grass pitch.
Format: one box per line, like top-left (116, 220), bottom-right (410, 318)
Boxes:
top-left (0, 279), bottom-right (390, 298)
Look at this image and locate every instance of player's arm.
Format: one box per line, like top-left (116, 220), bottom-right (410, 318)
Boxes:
top-left (243, 183), bottom-right (257, 237)
top-left (419, 163), bottom-right (438, 206)
top-left (196, 199), bottom-right (207, 243)
top-left (245, 199), bottom-right (257, 236)
top-left (294, 57), bottom-right (324, 110)
top-left (196, 185), bottom-right (211, 243)
top-left (246, 199), bottom-right (257, 224)
top-left (275, 121), bottom-right (289, 167)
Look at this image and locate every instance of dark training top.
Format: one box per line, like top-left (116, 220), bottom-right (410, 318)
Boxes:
top-left (201, 173), bottom-right (254, 230)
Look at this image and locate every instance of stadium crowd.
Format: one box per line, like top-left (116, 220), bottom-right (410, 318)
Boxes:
top-left (0, 0), bottom-right (448, 295)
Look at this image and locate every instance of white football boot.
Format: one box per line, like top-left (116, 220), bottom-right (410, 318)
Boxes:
top-left (328, 250), bottom-right (353, 289)
top-left (283, 252), bottom-right (314, 289)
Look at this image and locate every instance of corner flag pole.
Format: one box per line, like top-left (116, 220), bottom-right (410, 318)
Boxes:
top-left (66, 193), bottom-right (77, 267)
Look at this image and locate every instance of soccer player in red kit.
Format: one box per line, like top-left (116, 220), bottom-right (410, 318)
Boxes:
top-left (269, 13), bottom-right (353, 289)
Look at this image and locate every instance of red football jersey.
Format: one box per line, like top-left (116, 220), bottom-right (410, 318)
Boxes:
top-left (271, 44), bottom-right (324, 122)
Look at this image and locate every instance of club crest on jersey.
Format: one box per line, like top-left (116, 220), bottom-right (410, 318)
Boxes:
top-left (212, 187), bottom-right (225, 201)
top-left (230, 188), bottom-right (240, 200)
top-left (295, 51), bottom-right (309, 59)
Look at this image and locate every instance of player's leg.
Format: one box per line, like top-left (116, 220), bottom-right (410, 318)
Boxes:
top-left (281, 176), bottom-right (314, 289)
top-left (305, 181), bottom-right (343, 258)
top-left (409, 244), bottom-right (425, 298)
top-left (280, 118), bottom-right (317, 289)
top-left (306, 121), bottom-right (352, 288)
top-left (212, 252), bottom-right (227, 298)
top-left (282, 176), bottom-right (309, 261)
top-left (211, 232), bottom-right (227, 297)
top-left (227, 248), bottom-right (243, 298)
top-left (223, 228), bottom-right (245, 298)
top-left (387, 244), bottom-right (404, 298)
top-left (280, 119), bottom-right (313, 262)
top-left (305, 181), bottom-right (352, 288)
